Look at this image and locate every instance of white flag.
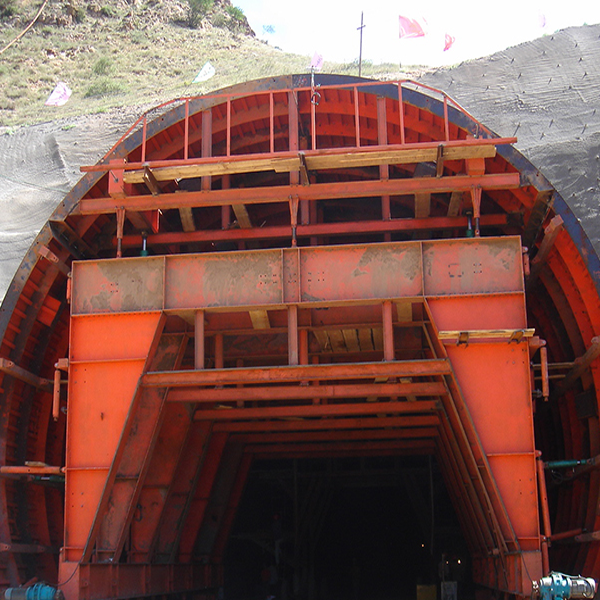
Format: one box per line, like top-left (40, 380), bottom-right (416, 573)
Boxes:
top-left (310, 52), bottom-right (324, 71)
top-left (45, 82), bottom-right (72, 107)
top-left (192, 61), bottom-right (216, 83)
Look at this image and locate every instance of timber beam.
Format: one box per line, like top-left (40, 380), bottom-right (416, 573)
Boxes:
top-left (81, 137), bottom-right (516, 178)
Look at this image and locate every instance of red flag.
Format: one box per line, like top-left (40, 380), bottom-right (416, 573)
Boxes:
top-left (443, 33), bottom-right (455, 51)
top-left (399, 15), bottom-right (425, 39)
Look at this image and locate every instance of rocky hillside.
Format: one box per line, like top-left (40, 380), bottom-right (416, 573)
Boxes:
top-left (0, 0), bottom-right (403, 128)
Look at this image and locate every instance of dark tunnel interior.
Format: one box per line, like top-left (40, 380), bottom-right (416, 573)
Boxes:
top-left (224, 456), bottom-right (472, 600)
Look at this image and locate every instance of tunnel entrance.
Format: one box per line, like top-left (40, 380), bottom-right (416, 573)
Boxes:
top-left (225, 456), bottom-right (471, 600)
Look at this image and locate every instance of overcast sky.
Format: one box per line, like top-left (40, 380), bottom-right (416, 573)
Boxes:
top-left (234, 0), bottom-right (600, 67)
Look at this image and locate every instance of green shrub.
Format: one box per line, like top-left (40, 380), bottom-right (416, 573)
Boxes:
top-left (84, 77), bottom-right (127, 98)
top-left (92, 56), bottom-right (113, 76)
top-left (72, 6), bottom-right (86, 22)
top-left (226, 5), bottom-right (244, 21)
top-left (187, 0), bottom-right (213, 28)
top-left (212, 13), bottom-right (226, 28)
top-left (100, 5), bottom-right (116, 17)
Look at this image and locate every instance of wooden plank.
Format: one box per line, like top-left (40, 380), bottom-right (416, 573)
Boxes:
top-left (437, 328), bottom-right (535, 341)
top-left (313, 330), bottom-right (330, 351)
top-left (415, 193), bottom-right (431, 218)
top-left (122, 145), bottom-right (498, 185)
top-left (447, 190), bottom-right (464, 217)
top-left (342, 329), bottom-right (360, 353)
top-left (233, 204), bottom-right (252, 228)
top-left (328, 330), bottom-right (347, 353)
top-left (179, 207), bottom-right (195, 232)
top-left (358, 328), bottom-right (374, 352)
top-left (124, 157), bottom-right (302, 183)
top-left (304, 145), bottom-right (496, 171)
top-left (249, 310), bottom-right (270, 330)
top-left (372, 328), bottom-right (384, 352)
top-left (396, 302), bottom-right (412, 322)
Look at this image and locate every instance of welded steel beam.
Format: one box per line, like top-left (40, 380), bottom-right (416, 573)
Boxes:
top-left (193, 400), bottom-right (440, 421)
top-left (167, 381), bottom-right (447, 403)
top-left (72, 237), bottom-right (526, 316)
top-left (76, 173), bottom-right (521, 215)
top-left (232, 427), bottom-right (438, 444)
top-left (144, 359), bottom-right (451, 388)
top-left (213, 414), bottom-right (440, 432)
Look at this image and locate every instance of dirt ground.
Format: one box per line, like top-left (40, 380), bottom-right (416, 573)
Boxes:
top-left (1, 23), bottom-right (599, 300)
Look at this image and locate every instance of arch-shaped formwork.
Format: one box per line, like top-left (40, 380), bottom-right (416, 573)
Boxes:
top-left (0, 74), bottom-right (599, 600)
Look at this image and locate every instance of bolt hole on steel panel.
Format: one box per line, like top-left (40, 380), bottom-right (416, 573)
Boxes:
top-left (0, 75), bottom-right (599, 600)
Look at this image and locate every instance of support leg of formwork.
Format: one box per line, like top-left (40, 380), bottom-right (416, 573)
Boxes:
top-left (195, 310), bottom-right (205, 369)
top-left (383, 300), bottom-right (394, 361)
top-left (288, 305), bottom-right (299, 366)
top-left (215, 333), bottom-right (224, 370)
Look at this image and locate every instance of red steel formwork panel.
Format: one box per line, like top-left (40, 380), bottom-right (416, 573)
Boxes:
top-left (63, 236), bottom-right (541, 598)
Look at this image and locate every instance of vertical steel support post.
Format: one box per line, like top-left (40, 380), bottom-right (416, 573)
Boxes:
top-left (116, 208), bottom-right (125, 259)
top-left (397, 83), bottom-right (405, 145)
top-left (215, 334), bottom-right (224, 370)
top-left (202, 108), bottom-right (212, 191)
top-left (383, 300), bottom-right (394, 361)
top-left (226, 97), bottom-right (231, 157)
top-left (195, 310), bottom-right (205, 370)
top-left (269, 92), bottom-right (275, 154)
top-left (354, 86), bottom-right (361, 147)
top-left (222, 175), bottom-right (231, 229)
top-left (184, 99), bottom-right (189, 160)
top-left (536, 453), bottom-right (552, 575)
top-left (288, 306), bottom-right (299, 366)
top-left (443, 96), bottom-right (450, 142)
top-left (377, 96), bottom-right (391, 242)
top-left (141, 116), bottom-right (147, 163)
top-left (299, 329), bottom-right (309, 366)
top-left (540, 347), bottom-right (550, 401)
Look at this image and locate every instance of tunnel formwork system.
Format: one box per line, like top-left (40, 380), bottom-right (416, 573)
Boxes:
top-left (0, 74), bottom-right (599, 600)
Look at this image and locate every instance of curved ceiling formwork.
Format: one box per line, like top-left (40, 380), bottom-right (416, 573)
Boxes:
top-left (0, 74), bottom-right (599, 600)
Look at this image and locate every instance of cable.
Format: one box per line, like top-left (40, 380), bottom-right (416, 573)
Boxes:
top-left (0, 0), bottom-right (50, 56)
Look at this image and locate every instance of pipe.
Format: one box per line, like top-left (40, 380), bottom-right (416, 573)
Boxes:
top-left (5, 584), bottom-right (64, 600)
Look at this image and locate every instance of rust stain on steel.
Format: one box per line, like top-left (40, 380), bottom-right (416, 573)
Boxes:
top-left (422, 236), bottom-right (524, 296)
top-left (72, 258), bottom-right (164, 314)
top-left (299, 243), bottom-right (422, 303)
top-left (165, 250), bottom-right (283, 310)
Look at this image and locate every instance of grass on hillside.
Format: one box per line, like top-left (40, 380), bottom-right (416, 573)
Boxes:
top-left (0, 1), bottom-right (411, 128)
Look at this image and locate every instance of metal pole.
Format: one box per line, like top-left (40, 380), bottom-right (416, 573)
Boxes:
top-left (357, 12), bottom-right (365, 77)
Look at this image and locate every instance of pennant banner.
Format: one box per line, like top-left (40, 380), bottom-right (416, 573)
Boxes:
top-left (310, 52), bottom-right (324, 71)
top-left (45, 82), bottom-right (71, 107)
top-left (399, 15), bottom-right (425, 39)
top-left (444, 33), bottom-right (455, 52)
top-left (192, 61), bottom-right (216, 84)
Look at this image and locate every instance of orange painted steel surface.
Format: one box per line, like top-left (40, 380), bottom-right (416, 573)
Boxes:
top-left (0, 74), bottom-right (599, 600)
top-left (64, 236), bottom-right (541, 596)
